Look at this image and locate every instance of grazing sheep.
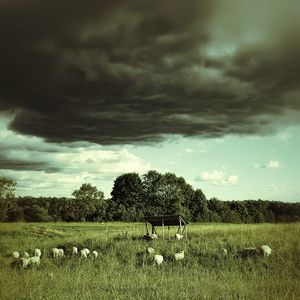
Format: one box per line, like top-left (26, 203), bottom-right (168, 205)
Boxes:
top-left (153, 254), bottom-right (164, 265)
top-left (80, 249), bottom-right (90, 258)
top-left (23, 251), bottom-right (30, 258)
top-left (72, 247), bottom-right (78, 256)
top-left (150, 233), bottom-right (158, 240)
top-left (12, 251), bottom-right (20, 259)
top-left (12, 258), bottom-right (29, 269)
top-left (261, 245), bottom-right (272, 257)
top-left (34, 248), bottom-right (41, 258)
top-left (83, 248), bottom-right (90, 255)
top-left (175, 233), bottom-right (184, 240)
top-left (92, 250), bottom-right (98, 259)
top-left (28, 256), bottom-right (40, 266)
top-left (221, 248), bottom-right (228, 256)
top-left (146, 247), bottom-right (155, 255)
top-left (174, 250), bottom-right (185, 261)
top-left (58, 248), bottom-right (64, 258)
top-left (52, 248), bottom-right (60, 258)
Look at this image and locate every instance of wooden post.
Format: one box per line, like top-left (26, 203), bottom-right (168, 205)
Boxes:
top-left (179, 217), bottom-right (182, 235)
top-left (162, 220), bottom-right (164, 240)
top-left (168, 226), bottom-right (170, 240)
top-left (145, 221), bottom-right (149, 235)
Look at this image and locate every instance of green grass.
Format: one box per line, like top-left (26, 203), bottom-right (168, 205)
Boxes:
top-left (0, 222), bottom-right (299, 300)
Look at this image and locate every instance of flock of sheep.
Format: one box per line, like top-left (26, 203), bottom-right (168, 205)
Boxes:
top-left (149, 244), bottom-right (272, 266)
top-left (11, 246), bottom-right (99, 269)
top-left (11, 249), bottom-right (42, 269)
top-left (10, 242), bottom-right (272, 269)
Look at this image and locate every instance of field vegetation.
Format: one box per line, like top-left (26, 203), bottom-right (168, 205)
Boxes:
top-left (0, 222), bottom-right (299, 299)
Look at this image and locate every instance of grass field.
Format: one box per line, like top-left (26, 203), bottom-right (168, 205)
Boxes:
top-left (0, 222), bottom-right (299, 300)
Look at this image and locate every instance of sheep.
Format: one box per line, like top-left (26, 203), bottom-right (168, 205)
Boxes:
top-left (51, 248), bottom-right (60, 258)
top-left (153, 254), bottom-right (164, 265)
top-left (12, 258), bottom-right (29, 269)
top-left (92, 250), bottom-right (98, 259)
top-left (12, 251), bottom-right (20, 259)
top-left (23, 251), bottom-right (30, 258)
top-left (146, 247), bottom-right (155, 255)
top-left (72, 247), bottom-right (78, 256)
top-left (174, 250), bottom-right (185, 261)
top-left (28, 256), bottom-right (40, 266)
top-left (150, 233), bottom-right (158, 240)
top-left (221, 248), bottom-right (228, 256)
top-left (58, 248), bottom-right (64, 258)
top-left (175, 233), bottom-right (184, 240)
top-left (34, 248), bottom-right (41, 258)
top-left (82, 248), bottom-right (90, 255)
top-left (80, 248), bottom-right (90, 258)
top-left (261, 245), bottom-right (272, 257)
top-left (20, 258), bottom-right (29, 268)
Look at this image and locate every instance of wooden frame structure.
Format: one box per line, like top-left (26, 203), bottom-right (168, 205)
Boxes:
top-left (144, 215), bottom-right (188, 240)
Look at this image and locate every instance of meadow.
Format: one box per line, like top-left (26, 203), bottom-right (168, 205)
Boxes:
top-left (0, 222), bottom-right (299, 300)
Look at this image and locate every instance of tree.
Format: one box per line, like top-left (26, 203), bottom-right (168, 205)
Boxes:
top-left (191, 189), bottom-right (209, 221)
top-left (142, 171), bottom-right (193, 219)
top-left (0, 177), bottom-right (16, 221)
top-left (110, 173), bottom-right (144, 221)
top-left (72, 183), bottom-right (105, 221)
top-left (230, 201), bottom-right (251, 223)
top-left (23, 204), bottom-right (52, 222)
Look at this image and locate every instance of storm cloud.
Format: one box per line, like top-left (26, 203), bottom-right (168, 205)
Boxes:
top-left (1, 0), bottom-right (300, 145)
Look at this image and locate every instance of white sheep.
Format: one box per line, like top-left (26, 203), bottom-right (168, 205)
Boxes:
top-left (92, 250), bottom-right (98, 259)
top-left (174, 250), bottom-right (185, 261)
top-left (34, 248), bottom-right (41, 258)
top-left (146, 247), bottom-right (155, 255)
top-left (28, 256), bottom-right (40, 266)
top-left (175, 233), bottom-right (184, 240)
top-left (80, 249), bottom-right (90, 258)
top-left (58, 248), bottom-right (64, 258)
top-left (221, 248), bottom-right (228, 256)
top-left (82, 248), bottom-right (90, 255)
top-left (153, 254), bottom-right (164, 265)
top-left (52, 248), bottom-right (60, 258)
top-left (18, 258), bottom-right (29, 268)
top-left (72, 247), bottom-right (78, 256)
top-left (23, 251), bottom-right (30, 258)
top-left (12, 251), bottom-right (20, 259)
top-left (150, 233), bottom-right (158, 240)
top-left (261, 245), bottom-right (272, 257)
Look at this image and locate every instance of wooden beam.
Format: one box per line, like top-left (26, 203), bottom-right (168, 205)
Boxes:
top-left (179, 217), bottom-right (182, 235)
top-left (145, 221), bottom-right (149, 235)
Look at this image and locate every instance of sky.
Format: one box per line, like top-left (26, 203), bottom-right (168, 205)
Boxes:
top-left (0, 0), bottom-right (299, 201)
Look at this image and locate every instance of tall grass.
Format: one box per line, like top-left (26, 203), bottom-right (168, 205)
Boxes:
top-left (0, 222), bottom-right (299, 299)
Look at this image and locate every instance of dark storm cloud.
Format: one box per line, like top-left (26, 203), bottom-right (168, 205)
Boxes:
top-left (0, 0), bottom-right (300, 145)
top-left (0, 156), bottom-right (60, 172)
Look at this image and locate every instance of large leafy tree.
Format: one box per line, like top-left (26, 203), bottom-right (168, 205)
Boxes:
top-left (190, 189), bottom-right (209, 221)
top-left (142, 171), bottom-right (193, 219)
top-left (0, 177), bottom-right (16, 221)
top-left (72, 183), bottom-right (105, 221)
top-left (110, 173), bottom-right (144, 221)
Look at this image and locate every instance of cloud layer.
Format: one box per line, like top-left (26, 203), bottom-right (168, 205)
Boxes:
top-left (0, 116), bottom-right (151, 196)
top-left (0, 0), bottom-right (300, 145)
top-left (197, 170), bottom-right (239, 186)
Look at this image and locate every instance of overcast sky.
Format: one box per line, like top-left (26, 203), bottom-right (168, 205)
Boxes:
top-left (0, 0), bottom-right (299, 201)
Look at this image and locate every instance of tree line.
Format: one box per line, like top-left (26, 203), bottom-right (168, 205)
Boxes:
top-left (1, 172), bottom-right (300, 223)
